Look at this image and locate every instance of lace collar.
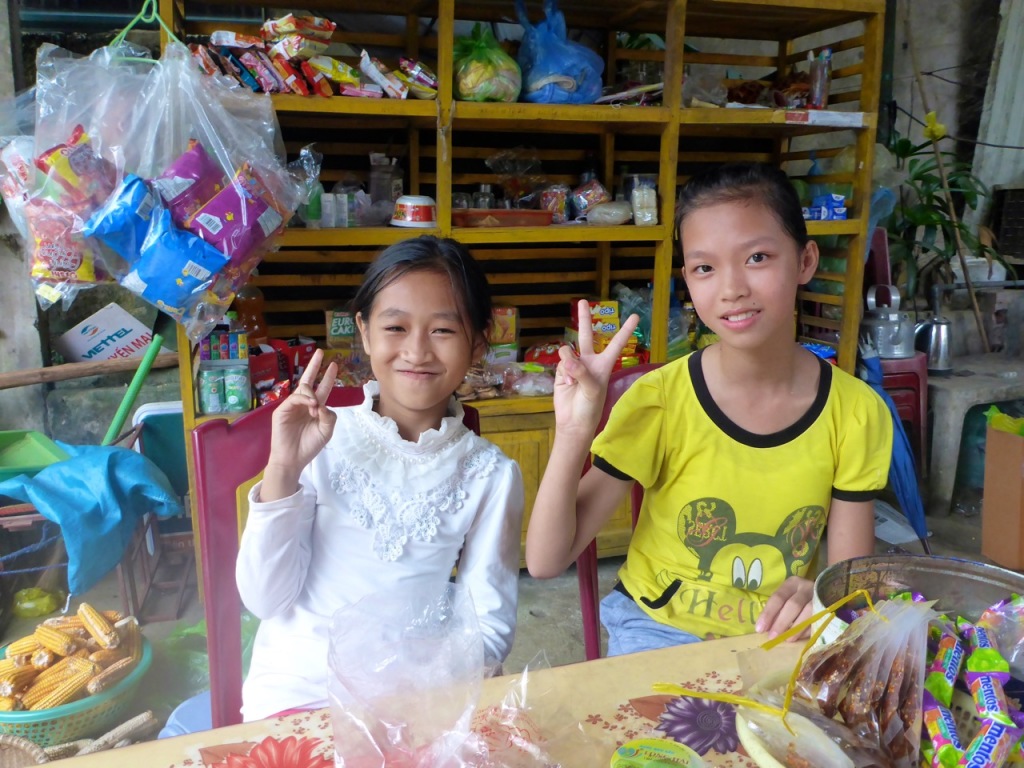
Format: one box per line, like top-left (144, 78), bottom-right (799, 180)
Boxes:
top-left (350, 380), bottom-right (467, 457)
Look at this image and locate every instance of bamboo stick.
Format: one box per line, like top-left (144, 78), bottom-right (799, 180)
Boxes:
top-left (902, 5), bottom-right (990, 352)
top-left (0, 353), bottom-right (179, 391)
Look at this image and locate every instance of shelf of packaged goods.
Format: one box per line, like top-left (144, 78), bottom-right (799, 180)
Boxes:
top-left (679, 108), bottom-right (875, 137)
top-left (452, 101), bottom-right (670, 133)
top-left (278, 227), bottom-right (440, 247)
top-left (453, 224), bottom-right (669, 244)
top-left (271, 94), bottom-right (438, 119)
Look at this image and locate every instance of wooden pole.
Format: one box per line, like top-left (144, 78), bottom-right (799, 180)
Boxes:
top-left (902, 5), bottom-right (990, 352)
top-left (0, 353), bottom-right (179, 391)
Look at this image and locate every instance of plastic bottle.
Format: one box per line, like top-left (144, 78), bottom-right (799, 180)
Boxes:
top-left (631, 175), bottom-right (658, 226)
top-left (233, 279), bottom-right (268, 347)
top-left (473, 183), bottom-right (496, 209)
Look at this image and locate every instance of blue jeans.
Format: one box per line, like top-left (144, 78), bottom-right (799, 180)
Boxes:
top-left (600, 588), bottom-right (702, 656)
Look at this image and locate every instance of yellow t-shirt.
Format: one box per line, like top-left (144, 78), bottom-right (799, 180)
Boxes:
top-left (591, 349), bottom-right (892, 639)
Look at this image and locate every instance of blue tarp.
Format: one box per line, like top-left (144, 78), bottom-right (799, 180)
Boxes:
top-left (0, 442), bottom-right (183, 595)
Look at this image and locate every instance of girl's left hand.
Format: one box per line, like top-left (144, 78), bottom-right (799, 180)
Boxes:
top-left (756, 576), bottom-right (814, 641)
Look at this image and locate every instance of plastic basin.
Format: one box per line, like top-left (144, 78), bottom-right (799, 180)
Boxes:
top-left (0, 431), bottom-right (69, 483)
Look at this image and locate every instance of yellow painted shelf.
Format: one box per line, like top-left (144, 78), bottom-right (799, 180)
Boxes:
top-left (680, 108), bottom-right (876, 137)
top-left (271, 93), bottom-right (437, 118)
top-left (806, 220), bottom-right (864, 236)
top-left (453, 101), bottom-right (670, 128)
top-left (278, 227), bottom-right (440, 247)
top-left (453, 224), bottom-right (669, 244)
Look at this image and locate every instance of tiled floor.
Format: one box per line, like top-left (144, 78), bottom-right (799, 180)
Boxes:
top-left (0, 507), bottom-right (995, 734)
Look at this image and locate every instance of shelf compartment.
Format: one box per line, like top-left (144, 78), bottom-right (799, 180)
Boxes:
top-left (278, 227), bottom-right (440, 248)
top-left (453, 102), bottom-right (670, 133)
top-left (452, 224), bottom-right (669, 244)
top-left (680, 109), bottom-right (873, 137)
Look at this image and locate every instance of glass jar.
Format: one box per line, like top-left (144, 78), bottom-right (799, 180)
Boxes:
top-left (473, 183), bottom-right (496, 209)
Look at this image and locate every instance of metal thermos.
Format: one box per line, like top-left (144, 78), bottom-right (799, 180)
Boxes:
top-left (914, 316), bottom-right (953, 375)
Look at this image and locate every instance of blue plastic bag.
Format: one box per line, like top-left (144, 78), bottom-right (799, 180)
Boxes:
top-left (515, 0), bottom-right (604, 105)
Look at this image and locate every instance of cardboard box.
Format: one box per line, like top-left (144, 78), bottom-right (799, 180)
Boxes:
top-left (569, 299), bottom-right (620, 334)
top-left (981, 425), bottom-right (1024, 568)
top-left (484, 343), bottom-right (519, 365)
top-left (54, 303), bottom-right (171, 362)
top-left (324, 310), bottom-right (365, 364)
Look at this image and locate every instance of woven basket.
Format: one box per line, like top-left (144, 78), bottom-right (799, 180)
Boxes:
top-left (0, 640), bottom-right (152, 748)
top-left (0, 734), bottom-right (48, 766)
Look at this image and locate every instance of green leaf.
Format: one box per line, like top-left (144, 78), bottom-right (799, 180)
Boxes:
top-left (893, 138), bottom-right (915, 159)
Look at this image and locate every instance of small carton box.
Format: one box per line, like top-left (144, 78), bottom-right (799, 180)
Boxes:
top-left (54, 303), bottom-right (171, 363)
top-left (488, 306), bottom-right (519, 345)
top-left (569, 299), bottom-right (620, 334)
top-left (981, 424), bottom-right (1024, 568)
top-left (325, 310), bottom-right (365, 364)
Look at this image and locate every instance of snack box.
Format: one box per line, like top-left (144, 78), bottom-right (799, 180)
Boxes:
top-left (0, 431), bottom-right (70, 483)
top-left (569, 299), bottom-right (620, 334)
top-left (488, 306), bottom-right (519, 345)
top-left (484, 343), bottom-right (519, 365)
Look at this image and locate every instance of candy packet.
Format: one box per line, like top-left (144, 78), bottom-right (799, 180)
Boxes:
top-left (151, 140), bottom-right (226, 226)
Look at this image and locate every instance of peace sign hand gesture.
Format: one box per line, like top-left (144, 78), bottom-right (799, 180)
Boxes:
top-left (553, 299), bottom-right (640, 438)
top-left (266, 349), bottom-right (339, 476)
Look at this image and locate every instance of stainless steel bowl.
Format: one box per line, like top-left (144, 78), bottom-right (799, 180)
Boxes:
top-left (815, 554), bottom-right (1024, 622)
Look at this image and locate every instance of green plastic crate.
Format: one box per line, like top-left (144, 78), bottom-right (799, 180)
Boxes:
top-left (0, 431), bottom-right (69, 483)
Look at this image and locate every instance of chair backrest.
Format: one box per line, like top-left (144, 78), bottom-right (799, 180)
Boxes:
top-left (576, 362), bottom-right (663, 661)
top-left (191, 387), bottom-right (479, 728)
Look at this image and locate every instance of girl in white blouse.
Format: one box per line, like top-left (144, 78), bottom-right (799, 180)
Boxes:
top-left (236, 236), bottom-right (525, 721)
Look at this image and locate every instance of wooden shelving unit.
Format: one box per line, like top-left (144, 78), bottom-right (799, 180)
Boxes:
top-left (163, 0), bottom-right (885, 561)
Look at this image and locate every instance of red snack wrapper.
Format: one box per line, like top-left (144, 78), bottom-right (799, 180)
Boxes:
top-left (25, 198), bottom-right (104, 284)
top-left (34, 125), bottom-right (116, 208)
top-left (209, 31), bottom-right (265, 49)
top-left (300, 61), bottom-right (334, 98)
top-left (270, 55), bottom-right (310, 96)
top-left (190, 44), bottom-right (222, 76)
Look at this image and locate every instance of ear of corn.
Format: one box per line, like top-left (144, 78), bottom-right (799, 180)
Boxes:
top-left (33, 626), bottom-right (77, 657)
top-left (0, 696), bottom-right (21, 711)
top-left (87, 648), bottom-right (126, 668)
top-left (77, 603), bottom-right (119, 650)
top-left (4, 636), bottom-right (42, 658)
top-left (30, 648), bottom-right (55, 671)
top-left (0, 659), bottom-right (17, 676)
top-left (22, 666), bottom-right (94, 709)
top-left (0, 666), bottom-right (38, 697)
top-left (85, 657), bottom-right (134, 695)
top-left (42, 610), bottom-right (121, 631)
top-left (114, 617), bottom-right (142, 663)
top-left (8, 654), bottom-right (32, 668)
top-left (27, 672), bottom-right (90, 710)
top-left (33, 655), bottom-right (98, 689)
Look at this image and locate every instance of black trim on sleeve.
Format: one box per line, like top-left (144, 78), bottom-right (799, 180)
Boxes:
top-left (831, 487), bottom-right (881, 502)
top-left (592, 456), bottom-right (635, 482)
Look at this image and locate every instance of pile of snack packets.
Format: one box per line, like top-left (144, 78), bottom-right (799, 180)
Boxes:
top-left (844, 591), bottom-right (1024, 767)
top-left (561, 300), bottom-right (647, 371)
top-left (189, 13), bottom-right (439, 100)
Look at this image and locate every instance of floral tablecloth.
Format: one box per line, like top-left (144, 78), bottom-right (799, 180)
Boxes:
top-left (52, 633), bottom-right (793, 767)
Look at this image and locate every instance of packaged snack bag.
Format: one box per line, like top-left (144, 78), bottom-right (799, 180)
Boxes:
top-left (270, 55), bottom-right (311, 96)
top-left (307, 55), bottom-right (360, 86)
top-left (399, 57), bottom-right (439, 89)
top-left (186, 165), bottom-right (284, 268)
top-left (269, 35), bottom-right (329, 61)
top-left (261, 14), bottom-right (336, 42)
top-left (123, 206), bottom-right (229, 320)
top-left (358, 51), bottom-right (408, 99)
top-left (82, 174), bottom-right (157, 264)
top-left (152, 140), bottom-right (226, 225)
top-left (300, 61), bottom-right (334, 98)
top-left (209, 31), bottom-right (265, 49)
top-left (34, 125), bottom-right (117, 208)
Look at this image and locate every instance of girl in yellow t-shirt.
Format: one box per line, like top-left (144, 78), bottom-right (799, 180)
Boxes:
top-left (526, 163), bottom-right (891, 655)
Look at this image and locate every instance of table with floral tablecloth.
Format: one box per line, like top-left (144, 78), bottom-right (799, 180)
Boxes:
top-left (52, 633), bottom-right (797, 767)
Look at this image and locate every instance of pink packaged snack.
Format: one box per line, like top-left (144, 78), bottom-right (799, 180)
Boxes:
top-left (239, 49), bottom-right (281, 92)
top-left (185, 165), bottom-right (284, 272)
top-left (152, 140), bottom-right (226, 226)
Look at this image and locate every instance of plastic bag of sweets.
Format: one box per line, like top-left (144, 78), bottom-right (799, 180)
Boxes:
top-left (453, 23), bottom-right (521, 102)
top-left (261, 13), bottom-right (336, 42)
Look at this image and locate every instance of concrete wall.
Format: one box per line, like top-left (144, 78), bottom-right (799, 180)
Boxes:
top-left (0, 0), bottom-right (47, 433)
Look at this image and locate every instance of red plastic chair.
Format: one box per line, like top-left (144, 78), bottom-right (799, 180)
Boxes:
top-left (191, 388), bottom-right (480, 728)
top-left (575, 363), bottom-right (663, 661)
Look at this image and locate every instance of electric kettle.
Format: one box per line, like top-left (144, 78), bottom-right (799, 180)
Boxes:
top-left (914, 316), bottom-right (953, 375)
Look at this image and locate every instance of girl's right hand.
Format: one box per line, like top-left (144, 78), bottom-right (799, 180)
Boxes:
top-left (266, 349), bottom-right (339, 475)
top-left (553, 300), bottom-right (640, 437)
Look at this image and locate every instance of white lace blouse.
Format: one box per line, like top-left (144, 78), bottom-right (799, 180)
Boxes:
top-left (236, 381), bottom-right (525, 721)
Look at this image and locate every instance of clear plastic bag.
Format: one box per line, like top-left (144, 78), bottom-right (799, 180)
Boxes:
top-left (515, 0), bottom-right (604, 105)
top-left (328, 582), bottom-right (484, 768)
top-left (22, 39), bottom-right (316, 337)
top-left (453, 24), bottom-right (522, 103)
top-left (0, 88), bottom-right (39, 240)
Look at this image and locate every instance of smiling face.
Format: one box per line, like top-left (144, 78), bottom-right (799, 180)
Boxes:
top-left (356, 268), bottom-right (485, 437)
top-left (680, 200), bottom-right (818, 352)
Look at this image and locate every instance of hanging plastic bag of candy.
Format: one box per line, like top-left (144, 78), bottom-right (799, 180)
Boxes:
top-left (514, 0), bottom-right (604, 105)
top-left (22, 6), bottom-right (317, 338)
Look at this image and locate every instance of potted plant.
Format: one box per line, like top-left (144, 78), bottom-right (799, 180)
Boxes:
top-left (885, 133), bottom-right (1004, 305)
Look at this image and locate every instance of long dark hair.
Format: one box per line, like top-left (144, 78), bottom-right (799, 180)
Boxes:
top-left (351, 236), bottom-right (492, 340)
top-left (675, 163), bottom-right (809, 256)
